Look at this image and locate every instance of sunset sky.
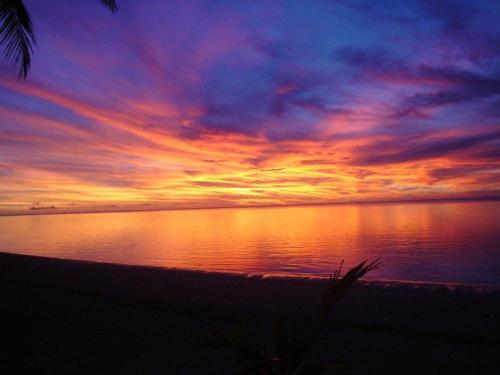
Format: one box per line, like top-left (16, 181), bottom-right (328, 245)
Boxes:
top-left (1, 0), bottom-right (500, 214)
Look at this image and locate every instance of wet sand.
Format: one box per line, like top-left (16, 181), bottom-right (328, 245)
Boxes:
top-left (1, 252), bottom-right (499, 374)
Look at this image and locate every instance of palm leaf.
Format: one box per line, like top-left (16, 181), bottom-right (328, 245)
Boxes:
top-left (318, 259), bottom-right (380, 324)
top-left (0, 0), bottom-right (117, 80)
top-left (99, 0), bottom-right (118, 13)
top-left (201, 324), bottom-right (268, 374)
top-left (0, 0), bottom-right (35, 79)
top-left (201, 260), bottom-right (380, 374)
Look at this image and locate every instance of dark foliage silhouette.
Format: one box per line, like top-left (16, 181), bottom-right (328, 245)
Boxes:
top-left (202, 260), bottom-right (379, 374)
top-left (0, 0), bottom-right (117, 79)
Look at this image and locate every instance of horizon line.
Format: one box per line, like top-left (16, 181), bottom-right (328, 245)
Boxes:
top-left (1, 195), bottom-right (500, 218)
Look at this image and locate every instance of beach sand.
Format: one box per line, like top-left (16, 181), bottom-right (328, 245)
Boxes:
top-left (1, 252), bottom-right (499, 374)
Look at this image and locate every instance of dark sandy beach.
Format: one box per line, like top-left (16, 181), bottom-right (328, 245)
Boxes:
top-left (1, 252), bottom-right (499, 374)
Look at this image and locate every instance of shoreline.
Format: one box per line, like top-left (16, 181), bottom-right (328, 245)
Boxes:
top-left (2, 251), bottom-right (500, 374)
top-left (1, 252), bottom-right (499, 344)
top-left (2, 250), bottom-right (499, 291)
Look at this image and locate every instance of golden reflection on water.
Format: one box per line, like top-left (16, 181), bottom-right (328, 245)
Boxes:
top-left (1, 201), bottom-right (499, 284)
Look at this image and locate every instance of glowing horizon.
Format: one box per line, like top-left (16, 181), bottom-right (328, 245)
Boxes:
top-left (1, 0), bottom-right (500, 215)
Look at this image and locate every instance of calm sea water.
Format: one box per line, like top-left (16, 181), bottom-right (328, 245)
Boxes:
top-left (1, 201), bottom-right (500, 285)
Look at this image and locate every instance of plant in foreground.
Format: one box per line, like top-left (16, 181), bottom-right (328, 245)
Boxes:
top-left (202, 260), bottom-right (379, 375)
top-left (0, 0), bottom-right (117, 79)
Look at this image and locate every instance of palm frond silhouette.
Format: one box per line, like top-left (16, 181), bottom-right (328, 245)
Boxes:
top-left (202, 259), bottom-right (380, 374)
top-left (0, 0), bottom-right (117, 79)
top-left (99, 0), bottom-right (118, 13)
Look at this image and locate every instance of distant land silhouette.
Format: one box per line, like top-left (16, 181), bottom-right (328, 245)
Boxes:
top-left (2, 195), bottom-right (500, 217)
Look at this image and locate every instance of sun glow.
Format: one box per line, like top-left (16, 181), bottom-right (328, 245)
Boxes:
top-left (1, 1), bottom-right (500, 215)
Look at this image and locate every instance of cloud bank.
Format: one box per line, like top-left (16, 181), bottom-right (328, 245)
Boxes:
top-left (1, 0), bottom-right (500, 213)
